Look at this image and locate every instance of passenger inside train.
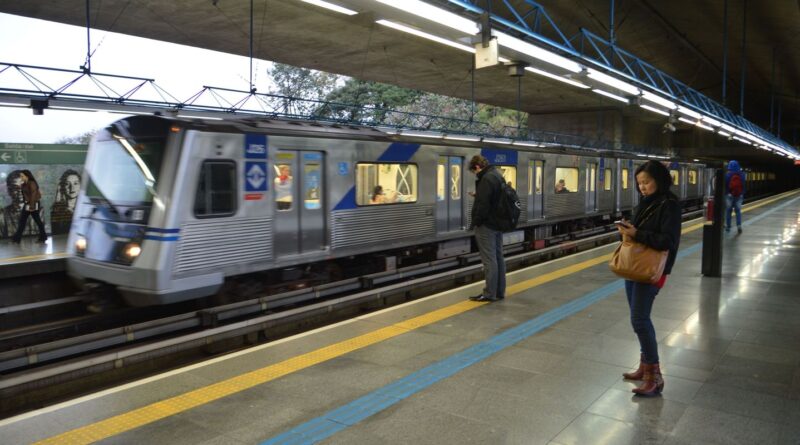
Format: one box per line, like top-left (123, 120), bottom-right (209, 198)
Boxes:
top-left (555, 178), bottom-right (570, 193)
top-left (275, 164), bottom-right (293, 210)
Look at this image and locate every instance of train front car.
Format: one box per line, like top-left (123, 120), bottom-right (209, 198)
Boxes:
top-left (67, 116), bottom-right (181, 306)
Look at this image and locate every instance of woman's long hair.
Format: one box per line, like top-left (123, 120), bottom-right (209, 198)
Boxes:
top-left (634, 161), bottom-right (678, 199)
top-left (20, 169), bottom-right (39, 187)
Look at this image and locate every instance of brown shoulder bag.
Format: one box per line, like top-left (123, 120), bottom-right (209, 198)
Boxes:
top-left (608, 201), bottom-right (668, 284)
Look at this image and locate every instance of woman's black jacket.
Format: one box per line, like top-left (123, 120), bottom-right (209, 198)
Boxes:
top-left (632, 193), bottom-right (682, 275)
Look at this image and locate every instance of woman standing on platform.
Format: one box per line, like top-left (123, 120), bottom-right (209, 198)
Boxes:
top-left (11, 170), bottom-right (48, 244)
top-left (616, 160), bottom-right (681, 396)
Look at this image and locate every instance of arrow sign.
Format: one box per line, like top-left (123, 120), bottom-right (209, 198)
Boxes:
top-left (245, 162), bottom-right (267, 191)
top-left (0, 152), bottom-right (10, 162)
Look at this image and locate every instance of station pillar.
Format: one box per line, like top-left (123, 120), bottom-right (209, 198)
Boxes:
top-left (702, 168), bottom-right (725, 276)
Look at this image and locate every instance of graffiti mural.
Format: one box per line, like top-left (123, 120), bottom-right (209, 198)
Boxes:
top-left (1, 143), bottom-right (88, 239)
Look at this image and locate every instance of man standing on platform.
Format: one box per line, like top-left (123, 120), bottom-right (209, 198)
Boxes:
top-left (725, 160), bottom-right (745, 234)
top-left (467, 155), bottom-right (506, 302)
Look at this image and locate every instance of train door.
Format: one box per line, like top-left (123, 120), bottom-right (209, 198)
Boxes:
top-left (586, 162), bottom-right (597, 212)
top-left (528, 160), bottom-right (544, 219)
top-left (273, 150), bottom-right (325, 256)
top-left (436, 156), bottom-right (463, 232)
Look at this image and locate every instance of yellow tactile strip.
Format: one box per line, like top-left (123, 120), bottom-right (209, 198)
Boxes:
top-left (32, 190), bottom-right (799, 444)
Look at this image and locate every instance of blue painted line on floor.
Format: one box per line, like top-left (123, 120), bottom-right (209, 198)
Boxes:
top-left (262, 195), bottom-right (800, 445)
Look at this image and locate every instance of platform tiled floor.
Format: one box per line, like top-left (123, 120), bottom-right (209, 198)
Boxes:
top-left (1, 194), bottom-right (798, 445)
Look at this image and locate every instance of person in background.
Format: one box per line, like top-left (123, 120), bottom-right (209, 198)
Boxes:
top-left (725, 160), bottom-right (745, 234)
top-left (555, 178), bottom-right (570, 193)
top-left (467, 154), bottom-right (506, 302)
top-left (11, 170), bottom-right (48, 244)
top-left (274, 164), bottom-right (293, 210)
top-left (50, 169), bottom-right (82, 234)
top-left (616, 160), bottom-right (681, 396)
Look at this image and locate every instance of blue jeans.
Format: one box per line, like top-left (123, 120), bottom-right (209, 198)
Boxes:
top-left (625, 280), bottom-right (660, 364)
top-left (475, 225), bottom-right (506, 299)
top-left (725, 194), bottom-right (743, 229)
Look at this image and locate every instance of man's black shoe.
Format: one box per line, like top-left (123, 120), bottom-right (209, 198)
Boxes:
top-left (469, 294), bottom-right (499, 302)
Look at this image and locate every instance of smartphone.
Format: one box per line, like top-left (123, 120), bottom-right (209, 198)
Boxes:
top-left (614, 220), bottom-right (629, 226)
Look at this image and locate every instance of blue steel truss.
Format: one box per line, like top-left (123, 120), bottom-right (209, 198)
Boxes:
top-left (0, 62), bottom-right (660, 154)
top-left (440, 0), bottom-right (798, 156)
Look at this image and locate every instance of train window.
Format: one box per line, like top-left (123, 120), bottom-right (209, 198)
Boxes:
top-left (194, 160), bottom-right (236, 218)
top-left (436, 162), bottom-right (445, 201)
top-left (304, 163), bottom-right (322, 210)
top-left (275, 163), bottom-right (293, 211)
top-left (689, 170), bottom-right (698, 185)
top-left (555, 167), bottom-right (578, 193)
top-left (535, 161), bottom-right (543, 194)
top-left (604, 168), bottom-right (612, 191)
top-left (450, 163), bottom-right (461, 200)
top-left (622, 168), bottom-right (629, 189)
top-left (497, 166), bottom-right (517, 189)
top-left (356, 163), bottom-right (418, 205)
top-left (670, 169), bottom-right (680, 185)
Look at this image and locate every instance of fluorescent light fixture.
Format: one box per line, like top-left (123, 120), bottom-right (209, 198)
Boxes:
top-left (374, 0), bottom-right (479, 34)
top-left (696, 122), bottom-right (714, 131)
top-left (693, 159), bottom-right (700, 162)
top-left (717, 130), bottom-right (731, 137)
top-left (678, 117), bottom-right (697, 125)
top-left (592, 89), bottom-right (629, 104)
top-left (732, 136), bottom-right (751, 144)
top-left (50, 105), bottom-right (99, 112)
top-left (641, 91), bottom-right (677, 109)
top-left (377, 20), bottom-right (474, 53)
top-left (494, 31), bottom-right (583, 73)
top-left (512, 141), bottom-right (543, 147)
top-left (639, 104), bottom-right (670, 116)
top-left (404, 131), bottom-right (443, 139)
top-left (677, 106), bottom-right (702, 119)
top-left (525, 66), bottom-right (589, 89)
top-left (300, 0), bottom-right (358, 15)
top-left (0, 101), bottom-right (26, 107)
top-left (177, 114), bottom-right (224, 120)
top-left (444, 134), bottom-right (481, 142)
top-left (586, 69), bottom-right (640, 95)
top-left (483, 138), bottom-right (512, 145)
top-left (701, 116), bottom-right (722, 127)
top-left (720, 123), bottom-right (737, 133)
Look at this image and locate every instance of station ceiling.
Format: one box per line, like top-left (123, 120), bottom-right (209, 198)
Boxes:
top-left (1, 0), bottom-right (798, 166)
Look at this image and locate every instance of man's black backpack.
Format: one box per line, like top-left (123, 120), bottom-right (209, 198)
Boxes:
top-left (495, 178), bottom-right (521, 231)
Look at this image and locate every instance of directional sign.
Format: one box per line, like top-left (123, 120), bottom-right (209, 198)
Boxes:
top-left (0, 152), bottom-right (10, 163)
top-left (245, 161), bottom-right (267, 192)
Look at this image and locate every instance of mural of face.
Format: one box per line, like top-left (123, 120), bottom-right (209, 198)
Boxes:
top-left (7, 172), bottom-right (24, 207)
top-left (64, 174), bottom-right (80, 200)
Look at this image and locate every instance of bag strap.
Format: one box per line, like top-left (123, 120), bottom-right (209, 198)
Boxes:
top-left (636, 198), bottom-right (666, 226)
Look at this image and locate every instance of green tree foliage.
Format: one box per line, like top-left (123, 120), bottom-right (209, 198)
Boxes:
top-left (267, 63), bottom-right (341, 116)
top-left (316, 79), bottom-right (423, 122)
top-left (55, 130), bottom-right (96, 144)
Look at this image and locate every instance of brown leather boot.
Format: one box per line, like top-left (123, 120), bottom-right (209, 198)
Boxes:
top-left (622, 354), bottom-right (644, 380)
top-left (632, 363), bottom-right (664, 396)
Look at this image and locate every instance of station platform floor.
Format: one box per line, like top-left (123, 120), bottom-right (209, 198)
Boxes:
top-left (0, 235), bottom-right (68, 279)
top-left (1, 191), bottom-right (799, 445)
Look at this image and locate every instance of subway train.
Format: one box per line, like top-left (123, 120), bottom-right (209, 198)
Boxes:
top-left (67, 115), bottom-right (711, 306)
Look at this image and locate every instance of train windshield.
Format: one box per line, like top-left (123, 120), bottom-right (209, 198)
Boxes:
top-left (85, 137), bottom-right (165, 204)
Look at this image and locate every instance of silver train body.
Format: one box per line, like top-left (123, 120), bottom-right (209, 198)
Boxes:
top-left (67, 116), bottom-right (707, 305)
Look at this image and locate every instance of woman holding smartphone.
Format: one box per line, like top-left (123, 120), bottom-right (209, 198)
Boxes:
top-left (616, 160), bottom-right (681, 396)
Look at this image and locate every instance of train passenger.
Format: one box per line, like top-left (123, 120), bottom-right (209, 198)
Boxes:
top-left (616, 160), bottom-right (681, 396)
top-left (275, 164), bottom-right (293, 210)
top-left (50, 169), bottom-right (81, 234)
top-left (467, 154), bottom-right (506, 302)
top-left (725, 159), bottom-right (745, 234)
top-left (370, 185), bottom-right (386, 204)
top-left (11, 170), bottom-right (48, 244)
top-left (555, 178), bottom-right (570, 193)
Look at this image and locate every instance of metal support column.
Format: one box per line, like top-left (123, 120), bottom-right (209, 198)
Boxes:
top-left (722, 0), bottom-right (728, 105)
top-left (739, 0), bottom-right (747, 116)
top-left (702, 168), bottom-right (725, 277)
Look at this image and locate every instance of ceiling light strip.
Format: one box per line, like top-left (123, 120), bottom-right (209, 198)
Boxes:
top-left (300, 0), bottom-right (358, 15)
top-left (592, 89), bottom-right (629, 103)
top-left (376, 20), bottom-right (475, 53)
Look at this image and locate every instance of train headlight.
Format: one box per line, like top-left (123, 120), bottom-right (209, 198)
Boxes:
top-left (123, 243), bottom-right (142, 260)
top-left (75, 236), bottom-right (87, 253)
